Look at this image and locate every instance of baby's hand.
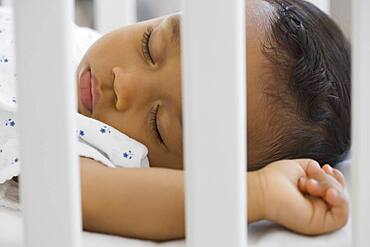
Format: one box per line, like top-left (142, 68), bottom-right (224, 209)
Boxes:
top-left (297, 162), bottom-right (349, 234)
top-left (258, 159), bottom-right (349, 235)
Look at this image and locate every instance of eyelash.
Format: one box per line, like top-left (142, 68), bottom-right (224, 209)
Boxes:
top-left (142, 26), bottom-right (155, 64)
top-left (150, 104), bottom-right (165, 145)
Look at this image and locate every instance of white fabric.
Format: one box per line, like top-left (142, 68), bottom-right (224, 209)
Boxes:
top-left (0, 6), bottom-right (149, 210)
top-left (0, 206), bottom-right (351, 247)
top-left (77, 114), bottom-right (149, 169)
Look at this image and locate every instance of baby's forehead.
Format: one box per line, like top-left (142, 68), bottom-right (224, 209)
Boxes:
top-left (246, 0), bottom-right (276, 29)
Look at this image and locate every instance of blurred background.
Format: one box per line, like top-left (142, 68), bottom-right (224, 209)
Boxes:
top-left (0, 0), bottom-right (350, 37)
top-left (73, 0), bottom-right (350, 38)
top-left (75, 0), bottom-right (180, 30)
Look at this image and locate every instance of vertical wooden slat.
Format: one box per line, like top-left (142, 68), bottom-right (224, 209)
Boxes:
top-left (15, 0), bottom-right (81, 246)
top-left (181, 0), bottom-right (247, 246)
top-left (352, 0), bottom-right (370, 246)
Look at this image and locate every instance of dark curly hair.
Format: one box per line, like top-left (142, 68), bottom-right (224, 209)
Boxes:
top-left (251, 0), bottom-right (351, 169)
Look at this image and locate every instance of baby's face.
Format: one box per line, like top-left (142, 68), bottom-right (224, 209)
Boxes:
top-left (77, 1), bottom-right (272, 169)
top-left (77, 15), bottom-right (183, 169)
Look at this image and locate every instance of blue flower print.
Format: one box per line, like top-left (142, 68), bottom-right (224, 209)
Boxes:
top-left (0, 56), bottom-right (8, 63)
top-left (100, 125), bottom-right (111, 134)
top-left (123, 150), bottom-right (133, 159)
top-left (5, 118), bottom-right (15, 127)
top-left (79, 130), bottom-right (85, 137)
top-left (11, 157), bottom-right (19, 165)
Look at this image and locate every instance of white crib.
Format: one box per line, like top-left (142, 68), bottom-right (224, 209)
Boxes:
top-left (0, 0), bottom-right (368, 247)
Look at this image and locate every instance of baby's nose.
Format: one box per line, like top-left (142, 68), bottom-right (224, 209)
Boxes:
top-left (112, 66), bottom-right (137, 112)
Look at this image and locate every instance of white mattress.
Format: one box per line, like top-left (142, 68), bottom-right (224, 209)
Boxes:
top-left (0, 160), bottom-right (351, 247)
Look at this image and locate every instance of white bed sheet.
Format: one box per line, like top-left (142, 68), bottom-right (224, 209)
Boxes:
top-left (0, 160), bottom-right (351, 247)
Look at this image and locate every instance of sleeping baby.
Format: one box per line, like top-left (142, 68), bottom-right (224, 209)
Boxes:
top-left (0, 0), bottom-right (351, 241)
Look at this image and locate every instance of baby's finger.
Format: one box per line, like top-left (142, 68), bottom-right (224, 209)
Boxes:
top-left (304, 172), bottom-right (343, 200)
top-left (325, 188), bottom-right (349, 219)
top-left (323, 164), bottom-right (346, 187)
top-left (323, 164), bottom-right (338, 183)
top-left (325, 188), bottom-right (349, 230)
top-left (322, 164), bottom-right (334, 175)
top-left (306, 165), bottom-right (343, 194)
top-left (305, 178), bottom-right (327, 197)
top-left (298, 177), bottom-right (325, 197)
top-left (325, 188), bottom-right (342, 206)
top-left (298, 177), bottom-right (308, 193)
top-left (305, 160), bottom-right (322, 177)
top-left (332, 168), bottom-right (346, 187)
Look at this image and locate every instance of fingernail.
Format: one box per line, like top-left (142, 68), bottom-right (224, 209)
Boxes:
top-left (327, 165), bottom-right (333, 173)
top-left (324, 164), bottom-right (333, 174)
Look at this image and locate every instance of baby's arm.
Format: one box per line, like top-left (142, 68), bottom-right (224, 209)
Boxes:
top-left (80, 157), bottom-right (348, 240)
top-left (80, 157), bottom-right (265, 241)
top-left (80, 157), bottom-right (185, 241)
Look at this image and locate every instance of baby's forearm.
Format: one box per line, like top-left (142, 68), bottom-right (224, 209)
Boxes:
top-left (80, 157), bottom-right (264, 241)
top-left (80, 157), bottom-right (185, 241)
top-left (247, 171), bottom-right (265, 223)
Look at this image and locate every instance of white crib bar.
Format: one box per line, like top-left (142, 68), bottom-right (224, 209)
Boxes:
top-left (14, 1), bottom-right (81, 247)
top-left (352, 0), bottom-right (370, 246)
top-left (94, 0), bottom-right (136, 34)
top-left (182, 0), bottom-right (247, 246)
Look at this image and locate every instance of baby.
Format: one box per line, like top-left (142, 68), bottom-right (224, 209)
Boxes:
top-left (77, 0), bottom-right (350, 241)
top-left (0, 0), bottom-right (350, 242)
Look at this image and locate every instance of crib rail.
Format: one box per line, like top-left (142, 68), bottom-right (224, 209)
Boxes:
top-left (351, 0), bottom-right (370, 246)
top-left (10, 0), bottom-right (369, 246)
top-left (15, 0), bottom-right (81, 246)
top-left (181, 0), bottom-right (247, 246)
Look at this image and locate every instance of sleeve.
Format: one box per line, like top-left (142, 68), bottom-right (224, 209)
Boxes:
top-left (77, 113), bottom-right (150, 169)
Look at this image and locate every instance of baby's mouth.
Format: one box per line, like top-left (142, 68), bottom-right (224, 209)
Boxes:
top-left (79, 67), bottom-right (101, 114)
top-left (79, 68), bottom-right (93, 113)
top-left (90, 71), bottom-right (101, 111)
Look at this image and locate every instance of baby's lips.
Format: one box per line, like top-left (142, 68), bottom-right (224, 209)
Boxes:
top-left (79, 69), bottom-right (93, 113)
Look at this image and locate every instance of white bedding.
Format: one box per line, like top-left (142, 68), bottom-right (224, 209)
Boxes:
top-left (0, 208), bottom-right (352, 247)
top-left (0, 160), bottom-right (351, 247)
